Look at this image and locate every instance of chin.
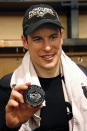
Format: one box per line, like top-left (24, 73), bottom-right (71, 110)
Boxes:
top-left (43, 63), bottom-right (57, 70)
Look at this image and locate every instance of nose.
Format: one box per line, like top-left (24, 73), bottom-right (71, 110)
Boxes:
top-left (43, 39), bottom-right (52, 52)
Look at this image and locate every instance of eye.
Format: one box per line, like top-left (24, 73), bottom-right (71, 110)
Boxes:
top-left (50, 34), bottom-right (59, 40)
top-left (33, 36), bottom-right (42, 42)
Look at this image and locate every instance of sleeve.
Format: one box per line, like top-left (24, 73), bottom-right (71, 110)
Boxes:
top-left (0, 73), bottom-right (20, 131)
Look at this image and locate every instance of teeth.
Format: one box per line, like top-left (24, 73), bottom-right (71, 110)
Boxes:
top-left (45, 56), bottom-right (52, 58)
top-left (42, 55), bottom-right (54, 60)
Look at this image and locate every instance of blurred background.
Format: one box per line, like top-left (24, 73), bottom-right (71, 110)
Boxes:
top-left (0, 0), bottom-right (87, 77)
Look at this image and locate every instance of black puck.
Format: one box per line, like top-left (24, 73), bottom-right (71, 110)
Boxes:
top-left (23, 85), bottom-right (45, 107)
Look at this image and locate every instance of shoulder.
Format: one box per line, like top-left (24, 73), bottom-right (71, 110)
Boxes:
top-left (0, 73), bottom-right (13, 100)
top-left (0, 73), bottom-right (19, 131)
top-left (78, 64), bottom-right (87, 76)
top-left (0, 73), bottom-right (13, 106)
top-left (0, 73), bottom-right (13, 110)
top-left (0, 73), bottom-right (13, 88)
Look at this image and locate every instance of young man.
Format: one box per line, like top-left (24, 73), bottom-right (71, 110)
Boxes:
top-left (0, 4), bottom-right (87, 131)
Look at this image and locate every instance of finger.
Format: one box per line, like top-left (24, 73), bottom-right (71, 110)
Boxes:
top-left (10, 89), bottom-right (24, 104)
top-left (13, 83), bottom-right (31, 92)
top-left (6, 99), bottom-right (19, 111)
top-left (14, 85), bottom-right (28, 91)
top-left (25, 83), bottom-right (31, 86)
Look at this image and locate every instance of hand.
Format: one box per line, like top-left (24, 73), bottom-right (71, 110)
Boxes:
top-left (6, 83), bottom-right (41, 128)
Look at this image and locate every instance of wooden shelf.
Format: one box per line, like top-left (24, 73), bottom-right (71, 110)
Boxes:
top-left (0, 39), bottom-right (22, 47)
top-left (0, 39), bottom-right (87, 54)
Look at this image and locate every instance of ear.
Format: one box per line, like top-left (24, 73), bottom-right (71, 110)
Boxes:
top-left (60, 30), bottom-right (64, 45)
top-left (21, 35), bottom-right (28, 50)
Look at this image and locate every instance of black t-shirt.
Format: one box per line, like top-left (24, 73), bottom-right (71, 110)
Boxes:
top-left (1, 64), bottom-right (87, 131)
top-left (34, 75), bottom-right (69, 131)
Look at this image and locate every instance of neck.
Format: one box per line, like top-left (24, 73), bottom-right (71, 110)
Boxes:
top-left (34, 61), bottom-right (61, 78)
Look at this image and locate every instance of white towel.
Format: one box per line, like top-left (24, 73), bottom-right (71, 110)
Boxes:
top-left (11, 51), bottom-right (40, 87)
top-left (10, 51), bottom-right (87, 131)
top-left (61, 51), bottom-right (87, 131)
top-left (10, 51), bottom-right (44, 131)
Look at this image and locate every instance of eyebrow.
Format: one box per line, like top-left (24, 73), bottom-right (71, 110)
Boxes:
top-left (31, 36), bottom-right (42, 40)
top-left (31, 32), bottom-right (59, 39)
top-left (49, 32), bottom-right (59, 37)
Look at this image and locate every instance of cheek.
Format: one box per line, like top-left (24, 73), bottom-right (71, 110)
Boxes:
top-left (54, 41), bottom-right (62, 50)
top-left (54, 38), bottom-right (62, 46)
top-left (29, 46), bottom-right (40, 59)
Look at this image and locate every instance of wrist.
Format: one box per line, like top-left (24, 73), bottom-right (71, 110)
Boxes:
top-left (6, 119), bottom-right (22, 129)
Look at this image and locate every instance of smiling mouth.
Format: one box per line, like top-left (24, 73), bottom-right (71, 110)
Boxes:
top-left (41, 54), bottom-right (55, 61)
